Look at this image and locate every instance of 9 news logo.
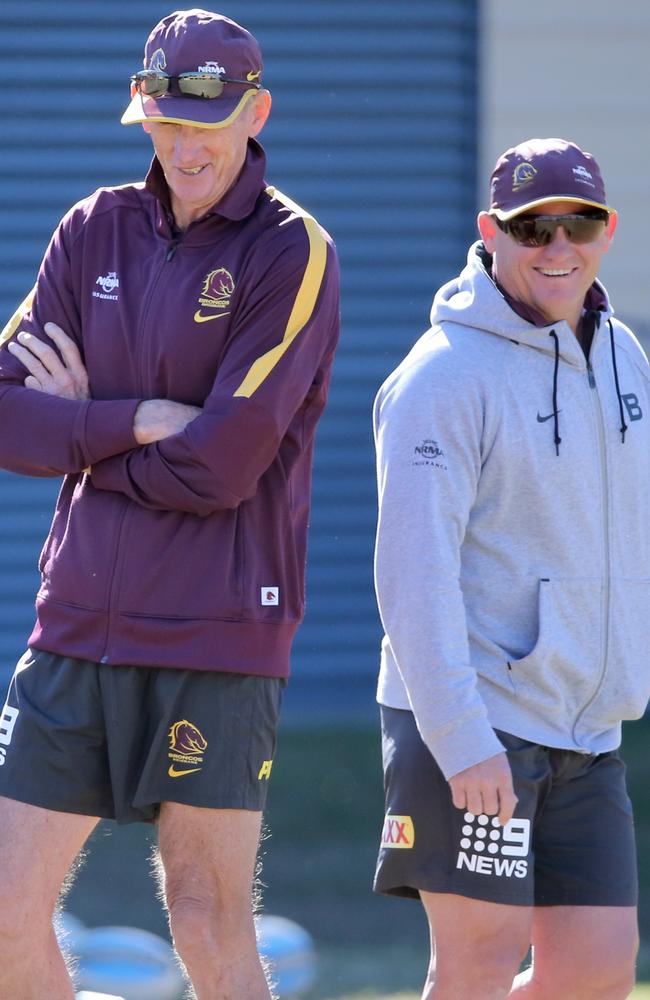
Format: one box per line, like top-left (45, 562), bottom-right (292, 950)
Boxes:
top-left (456, 813), bottom-right (530, 879)
top-left (0, 705), bottom-right (19, 766)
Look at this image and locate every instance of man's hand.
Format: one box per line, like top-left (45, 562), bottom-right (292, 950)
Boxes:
top-left (6, 321), bottom-right (201, 445)
top-left (7, 322), bottom-right (90, 400)
top-left (448, 751), bottom-right (518, 827)
top-left (133, 399), bottom-right (202, 444)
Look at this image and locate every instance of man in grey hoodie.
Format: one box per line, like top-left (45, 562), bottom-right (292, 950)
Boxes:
top-left (373, 138), bottom-right (648, 999)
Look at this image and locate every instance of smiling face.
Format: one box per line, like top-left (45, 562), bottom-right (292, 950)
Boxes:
top-left (142, 89), bottom-right (271, 230)
top-left (478, 200), bottom-right (618, 333)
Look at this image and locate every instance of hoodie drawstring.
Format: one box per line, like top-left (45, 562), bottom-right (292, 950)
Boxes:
top-left (547, 321), bottom-right (628, 454)
top-left (608, 319), bottom-right (628, 443)
top-left (549, 330), bottom-right (562, 456)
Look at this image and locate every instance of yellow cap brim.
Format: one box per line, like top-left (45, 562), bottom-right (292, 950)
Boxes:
top-left (121, 88), bottom-right (258, 129)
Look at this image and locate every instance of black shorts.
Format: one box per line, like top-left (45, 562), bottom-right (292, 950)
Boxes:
top-left (0, 649), bottom-right (284, 824)
top-left (374, 707), bottom-right (638, 907)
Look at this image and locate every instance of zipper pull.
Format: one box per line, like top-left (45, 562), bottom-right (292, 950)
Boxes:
top-left (166, 240), bottom-right (179, 262)
top-left (587, 361), bottom-right (596, 388)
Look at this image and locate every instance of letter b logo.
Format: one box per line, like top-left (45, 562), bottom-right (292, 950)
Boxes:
top-left (622, 393), bottom-right (643, 422)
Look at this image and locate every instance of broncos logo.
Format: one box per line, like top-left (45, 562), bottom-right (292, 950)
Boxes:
top-left (202, 268), bottom-right (235, 302)
top-left (168, 720), bottom-right (208, 757)
top-left (148, 48), bottom-right (167, 72)
top-left (512, 162), bottom-right (537, 191)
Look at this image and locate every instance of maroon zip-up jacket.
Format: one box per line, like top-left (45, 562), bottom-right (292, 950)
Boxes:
top-left (0, 140), bottom-right (340, 677)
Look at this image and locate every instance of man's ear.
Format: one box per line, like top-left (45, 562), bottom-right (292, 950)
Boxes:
top-left (602, 209), bottom-right (618, 253)
top-left (477, 211), bottom-right (499, 252)
top-left (248, 90), bottom-right (272, 138)
top-left (141, 120), bottom-right (153, 135)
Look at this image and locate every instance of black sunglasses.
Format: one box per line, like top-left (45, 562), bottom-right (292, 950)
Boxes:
top-left (132, 70), bottom-right (262, 100)
top-left (495, 210), bottom-right (609, 248)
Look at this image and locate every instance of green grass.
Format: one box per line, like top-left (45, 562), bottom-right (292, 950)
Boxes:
top-left (63, 716), bottom-right (650, 998)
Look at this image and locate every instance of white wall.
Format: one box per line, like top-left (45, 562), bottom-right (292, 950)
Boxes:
top-left (479, 2), bottom-right (650, 334)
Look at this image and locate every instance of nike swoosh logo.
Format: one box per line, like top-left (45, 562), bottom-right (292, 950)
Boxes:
top-left (247, 70), bottom-right (262, 82)
top-left (168, 764), bottom-right (201, 778)
top-left (193, 310), bottom-right (230, 324)
top-left (536, 410), bottom-right (561, 423)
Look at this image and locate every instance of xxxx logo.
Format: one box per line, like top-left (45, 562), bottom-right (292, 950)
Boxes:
top-left (380, 814), bottom-right (414, 849)
top-left (167, 719), bottom-right (208, 778)
top-left (194, 267), bottom-right (235, 324)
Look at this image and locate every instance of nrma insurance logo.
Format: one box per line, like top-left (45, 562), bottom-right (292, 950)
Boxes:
top-left (93, 271), bottom-right (120, 302)
top-left (456, 813), bottom-right (530, 879)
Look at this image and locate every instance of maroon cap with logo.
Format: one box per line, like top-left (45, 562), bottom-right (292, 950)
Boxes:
top-left (121, 8), bottom-right (263, 129)
top-left (489, 138), bottom-right (612, 220)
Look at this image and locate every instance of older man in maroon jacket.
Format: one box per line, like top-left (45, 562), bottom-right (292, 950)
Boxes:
top-left (0, 9), bottom-right (339, 998)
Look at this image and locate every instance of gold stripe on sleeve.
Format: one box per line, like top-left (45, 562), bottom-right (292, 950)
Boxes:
top-left (233, 189), bottom-right (328, 398)
top-left (0, 286), bottom-right (36, 347)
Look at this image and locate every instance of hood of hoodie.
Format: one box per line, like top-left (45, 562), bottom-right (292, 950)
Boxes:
top-left (430, 241), bottom-right (613, 367)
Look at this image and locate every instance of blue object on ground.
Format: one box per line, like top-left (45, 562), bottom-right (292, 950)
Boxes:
top-left (256, 914), bottom-right (317, 997)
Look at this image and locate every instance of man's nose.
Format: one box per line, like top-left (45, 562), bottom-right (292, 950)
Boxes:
top-left (174, 127), bottom-right (203, 161)
top-left (547, 225), bottom-right (573, 250)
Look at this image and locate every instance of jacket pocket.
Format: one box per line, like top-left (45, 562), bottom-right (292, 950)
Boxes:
top-left (588, 577), bottom-right (650, 725)
top-left (507, 577), bottom-right (602, 719)
top-left (117, 505), bottom-right (244, 620)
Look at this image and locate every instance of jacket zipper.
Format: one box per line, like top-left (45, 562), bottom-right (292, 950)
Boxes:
top-left (100, 236), bottom-right (179, 660)
top-left (572, 360), bottom-right (610, 744)
top-left (136, 237), bottom-right (180, 395)
top-left (99, 504), bottom-right (129, 663)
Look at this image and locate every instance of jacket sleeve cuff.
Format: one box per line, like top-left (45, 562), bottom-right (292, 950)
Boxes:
top-left (423, 716), bottom-right (506, 781)
top-left (83, 399), bottom-right (140, 465)
top-left (89, 454), bottom-right (128, 493)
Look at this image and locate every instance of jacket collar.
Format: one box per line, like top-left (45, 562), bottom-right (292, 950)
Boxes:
top-left (145, 137), bottom-right (267, 229)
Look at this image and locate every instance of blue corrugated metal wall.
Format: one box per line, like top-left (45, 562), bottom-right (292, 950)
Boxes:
top-left (0, 1), bottom-right (478, 714)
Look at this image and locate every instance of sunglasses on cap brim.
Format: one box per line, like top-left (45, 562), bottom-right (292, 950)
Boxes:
top-left (131, 70), bottom-right (262, 100)
top-left (495, 210), bottom-right (610, 248)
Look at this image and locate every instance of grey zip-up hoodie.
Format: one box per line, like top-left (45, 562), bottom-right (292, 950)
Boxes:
top-left (374, 242), bottom-right (650, 779)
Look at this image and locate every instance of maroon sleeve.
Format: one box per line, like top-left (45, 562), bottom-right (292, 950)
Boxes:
top-left (90, 222), bottom-right (340, 516)
top-left (0, 212), bottom-right (140, 477)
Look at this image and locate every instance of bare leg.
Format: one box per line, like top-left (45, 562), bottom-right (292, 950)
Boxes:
top-left (509, 905), bottom-right (638, 999)
top-left (420, 891), bottom-right (531, 1000)
top-left (0, 796), bottom-right (98, 999)
top-left (157, 802), bottom-right (271, 1000)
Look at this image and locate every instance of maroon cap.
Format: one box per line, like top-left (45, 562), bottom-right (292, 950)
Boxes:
top-left (121, 9), bottom-right (263, 129)
top-left (489, 138), bottom-right (612, 220)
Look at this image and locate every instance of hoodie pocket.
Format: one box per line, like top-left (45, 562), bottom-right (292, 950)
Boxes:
top-left (587, 577), bottom-right (650, 726)
top-left (507, 577), bottom-right (602, 719)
